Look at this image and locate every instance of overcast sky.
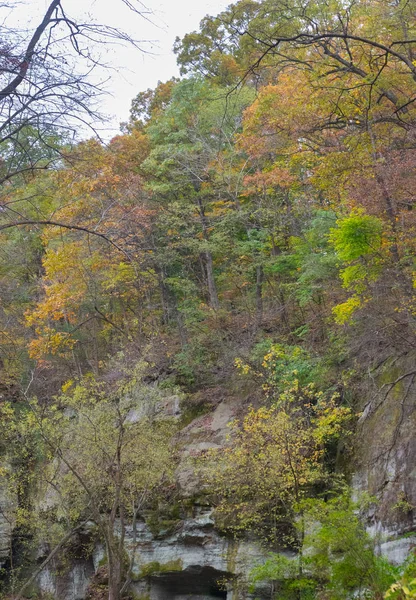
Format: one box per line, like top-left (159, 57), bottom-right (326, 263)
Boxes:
top-left (7, 1), bottom-right (230, 135)
top-left (102, 0), bottom-right (230, 130)
top-left (59, 0), bottom-right (231, 134)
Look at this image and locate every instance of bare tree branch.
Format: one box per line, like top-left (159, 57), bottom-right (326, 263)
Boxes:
top-left (0, 219), bottom-right (142, 259)
top-left (0, 0), bottom-right (61, 100)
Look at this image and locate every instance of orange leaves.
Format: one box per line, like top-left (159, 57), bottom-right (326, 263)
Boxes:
top-left (22, 132), bottom-right (157, 364)
top-left (109, 129), bottom-right (150, 175)
top-left (28, 328), bottom-right (76, 360)
top-left (238, 73), bottom-right (320, 159)
top-left (243, 167), bottom-right (296, 195)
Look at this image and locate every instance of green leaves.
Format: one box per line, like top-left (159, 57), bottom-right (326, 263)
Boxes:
top-left (330, 211), bottom-right (384, 262)
top-left (328, 210), bottom-right (386, 323)
top-left (201, 378), bottom-right (352, 546)
top-left (249, 492), bottom-right (398, 600)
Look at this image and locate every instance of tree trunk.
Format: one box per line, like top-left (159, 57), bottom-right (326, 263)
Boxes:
top-left (157, 266), bottom-right (188, 344)
top-left (204, 250), bottom-right (220, 310)
top-left (108, 562), bottom-right (122, 600)
top-left (374, 169), bottom-right (400, 263)
top-left (196, 197), bottom-right (219, 310)
top-left (255, 264), bottom-right (264, 328)
top-left (107, 535), bottom-right (123, 600)
top-left (107, 443), bottom-right (124, 600)
top-left (158, 268), bottom-right (172, 325)
top-left (369, 127), bottom-right (400, 263)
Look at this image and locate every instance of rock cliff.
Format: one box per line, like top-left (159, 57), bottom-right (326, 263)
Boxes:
top-left (4, 353), bottom-right (416, 599)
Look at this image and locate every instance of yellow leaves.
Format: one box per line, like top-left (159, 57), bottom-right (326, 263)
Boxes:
top-left (26, 234), bottom-right (145, 360)
top-left (19, 129), bottom-right (155, 356)
top-left (28, 327), bottom-right (76, 360)
top-left (261, 350), bottom-right (275, 368)
top-left (208, 199), bottom-right (232, 218)
top-left (385, 573), bottom-right (416, 600)
top-left (234, 357), bottom-right (252, 375)
top-left (61, 379), bottom-right (74, 393)
top-left (332, 295), bottom-right (362, 325)
top-left (313, 398), bottom-right (353, 446)
top-left (101, 261), bottom-right (135, 291)
top-left (201, 368), bottom-right (354, 542)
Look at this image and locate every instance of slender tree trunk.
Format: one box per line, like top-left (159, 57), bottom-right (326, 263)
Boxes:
top-left (255, 264), bottom-right (264, 328)
top-left (107, 422), bottom-right (125, 600)
top-left (279, 288), bottom-right (290, 330)
top-left (204, 250), bottom-right (219, 310)
top-left (120, 491), bottom-right (148, 597)
top-left (196, 197), bottom-right (219, 310)
top-left (374, 169), bottom-right (400, 263)
top-left (156, 266), bottom-right (188, 344)
top-left (369, 126), bottom-right (400, 263)
top-left (157, 268), bottom-right (171, 325)
top-left (106, 529), bottom-right (124, 600)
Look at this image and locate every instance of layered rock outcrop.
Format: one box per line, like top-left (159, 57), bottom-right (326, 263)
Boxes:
top-left (4, 358), bottom-right (416, 599)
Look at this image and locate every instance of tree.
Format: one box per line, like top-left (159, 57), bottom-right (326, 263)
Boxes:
top-left (143, 77), bottom-right (254, 312)
top-left (0, 0), bottom-right (152, 235)
top-left (176, 0), bottom-right (416, 246)
top-left (202, 367), bottom-right (352, 548)
top-left (176, 0), bottom-right (416, 91)
top-left (22, 136), bottom-right (154, 375)
top-left (0, 364), bottom-right (178, 600)
top-left (249, 493), bottom-right (397, 600)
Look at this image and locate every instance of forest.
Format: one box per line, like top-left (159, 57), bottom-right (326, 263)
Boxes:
top-left (0, 1), bottom-right (415, 599)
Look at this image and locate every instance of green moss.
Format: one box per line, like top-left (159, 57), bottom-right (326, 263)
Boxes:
top-left (226, 538), bottom-right (238, 574)
top-left (179, 398), bottom-right (211, 427)
top-left (378, 361), bottom-right (405, 400)
top-left (129, 593), bottom-right (150, 600)
top-left (138, 559), bottom-right (183, 578)
top-left (97, 554), bottom-right (108, 568)
top-left (146, 511), bottom-right (181, 537)
top-left (145, 499), bottom-right (183, 538)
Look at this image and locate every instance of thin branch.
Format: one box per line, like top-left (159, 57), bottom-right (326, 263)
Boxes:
top-left (0, 0), bottom-right (61, 100)
top-left (0, 219), bottom-right (140, 259)
top-left (13, 519), bottom-right (89, 600)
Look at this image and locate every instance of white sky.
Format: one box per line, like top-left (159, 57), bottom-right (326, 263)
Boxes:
top-left (45, 0), bottom-right (231, 135)
top-left (7, 0), bottom-right (230, 136)
top-left (100, 0), bottom-right (230, 131)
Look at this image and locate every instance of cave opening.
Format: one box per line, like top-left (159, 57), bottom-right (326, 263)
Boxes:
top-left (149, 565), bottom-right (229, 599)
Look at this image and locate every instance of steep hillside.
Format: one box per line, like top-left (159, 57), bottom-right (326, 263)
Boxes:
top-left (0, 0), bottom-right (415, 598)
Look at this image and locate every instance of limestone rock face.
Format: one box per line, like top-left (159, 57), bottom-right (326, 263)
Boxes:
top-left (177, 395), bottom-right (242, 497)
top-left (123, 508), bottom-right (272, 600)
top-left (28, 372), bottom-right (416, 599)
top-left (38, 560), bottom-right (96, 600)
top-left (87, 508), bottom-right (272, 600)
top-left (353, 351), bottom-right (416, 555)
top-left (36, 393), bottom-right (271, 600)
top-left (0, 465), bottom-right (15, 568)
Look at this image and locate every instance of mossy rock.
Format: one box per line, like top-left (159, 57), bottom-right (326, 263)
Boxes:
top-left (138, 559), bottom-right (183, 579)
top-left (179, 398), bottom-right (211, 427)
top-left (145, 500), bottom-right (183, 538)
